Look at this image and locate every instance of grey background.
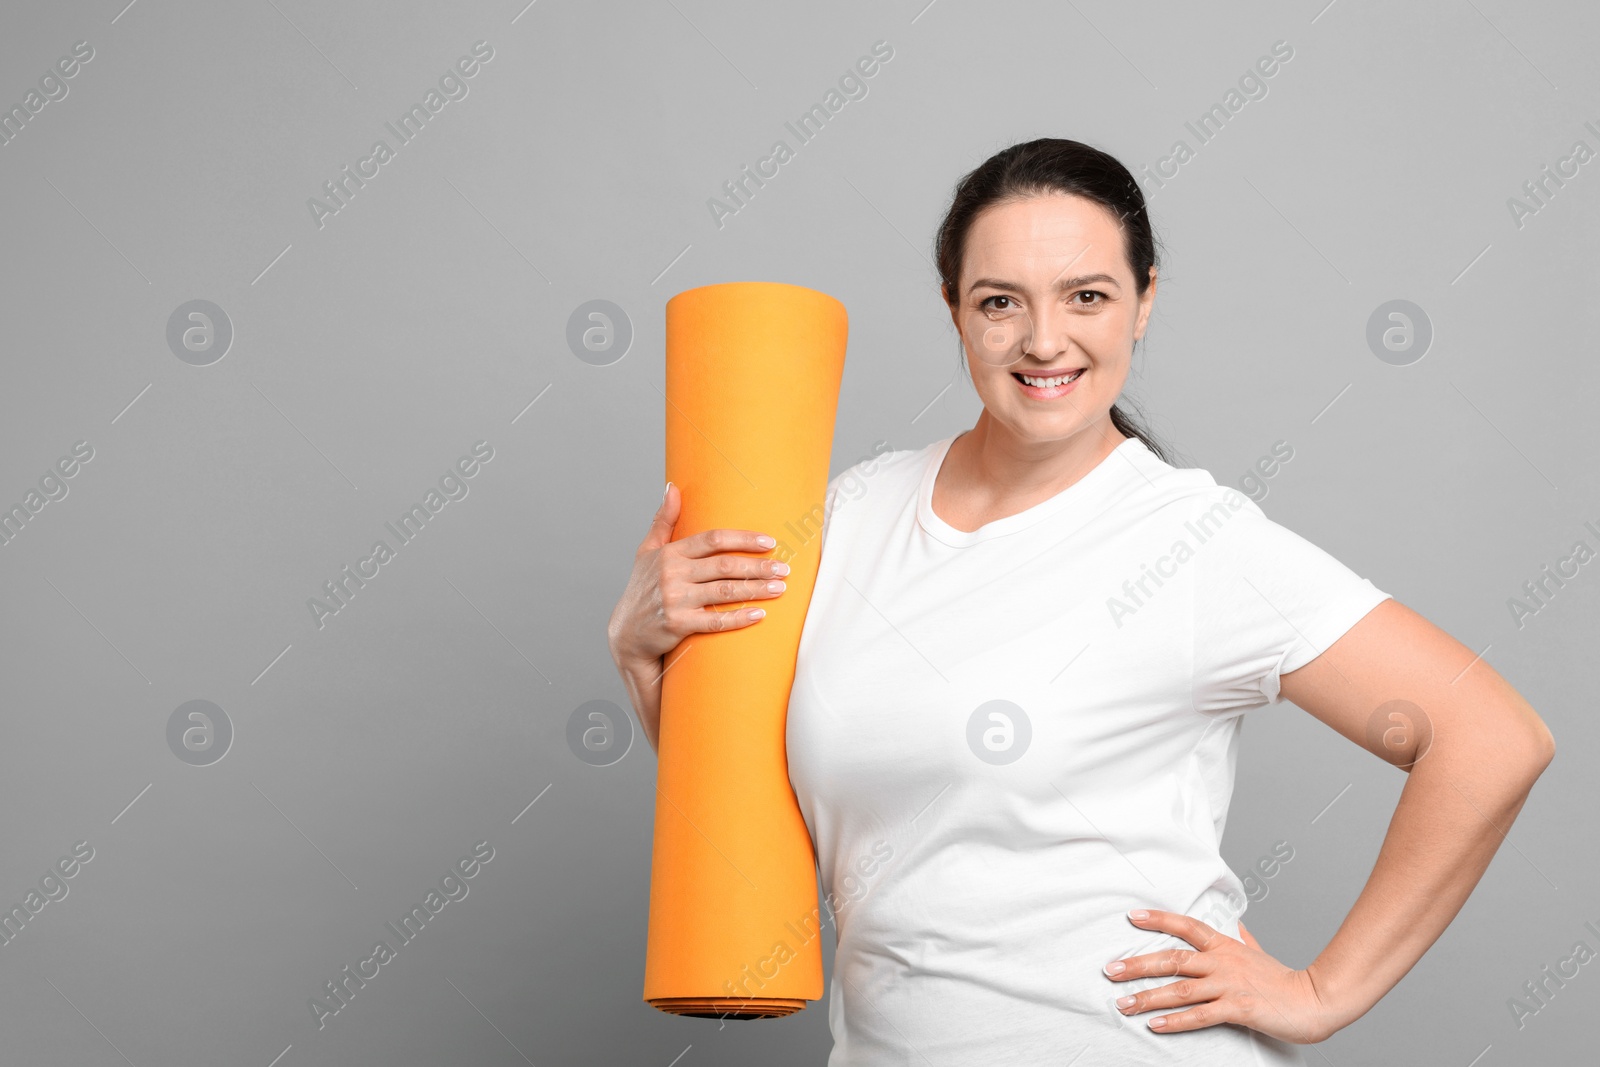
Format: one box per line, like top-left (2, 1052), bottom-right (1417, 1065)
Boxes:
top-left (0, 0), bottom-right (1595, 1064)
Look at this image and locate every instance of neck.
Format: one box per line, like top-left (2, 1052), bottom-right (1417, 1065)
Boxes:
top-left (949, 411), bottom-right (1128, 500)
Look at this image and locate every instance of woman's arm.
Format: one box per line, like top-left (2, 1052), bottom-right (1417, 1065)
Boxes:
top-left (1277, 596), bottom-right (1555, 1035)
top-left (1107, 596), bottom-right (1555, 1042)
top-left (606, 484), bottom-right (789, 759)
top-left (612, 652), bottom-right (666, 755)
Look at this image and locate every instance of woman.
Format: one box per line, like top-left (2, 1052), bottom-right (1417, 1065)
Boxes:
top-left (607, 138), bottom-right (1554, 1064)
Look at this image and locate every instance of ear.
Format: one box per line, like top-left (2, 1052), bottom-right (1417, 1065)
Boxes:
top-left (1133, 267), bottom-right (1158, 341)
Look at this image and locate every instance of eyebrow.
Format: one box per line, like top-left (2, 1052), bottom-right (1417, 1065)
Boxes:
top-left (966, 272), bottom-right (1122, 294)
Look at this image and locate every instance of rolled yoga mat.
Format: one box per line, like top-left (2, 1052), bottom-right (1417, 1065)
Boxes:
top-left (643, 281), bottom-right (848, 1019)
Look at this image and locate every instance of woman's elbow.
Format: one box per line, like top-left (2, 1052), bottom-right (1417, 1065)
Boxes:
top-left (1525, 719), bottom-right (1556, 774)
top-left (1499, 717), bottom-right (1556, 788)
top-left (1496, 691), bottom-right (1556, 783)
top-left (1436, 715), bottom-right (1554, 791)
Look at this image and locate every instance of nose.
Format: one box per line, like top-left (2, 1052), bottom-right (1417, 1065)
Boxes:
top-left (1022, 302), bottom-right (1072, 363)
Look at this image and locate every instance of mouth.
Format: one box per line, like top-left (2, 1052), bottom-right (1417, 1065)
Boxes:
top-left (1011, 368), bottom-right (1085, 398)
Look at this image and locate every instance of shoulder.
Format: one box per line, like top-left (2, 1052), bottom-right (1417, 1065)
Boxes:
top-left (1108, 442), bottom-right (1323, 572)
top-left (1114, 438), bottom-right (1258, 524)
top-left (1127, 448), bottom-right (1378, 596)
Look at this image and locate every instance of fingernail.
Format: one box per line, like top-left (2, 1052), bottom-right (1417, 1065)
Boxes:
top-left (757, 535), bottom-right (776, 548)
top-left (1104, 961), bottom-right (1125, 976)
top-left (773, 562), bottom-right (790, 576)
top-left (663, 481), bottom-right (672, 501)
top-left (749, 608), bottom-right (766, 619)
top-left (766, 580), bottom-right (786, 593)
top-left (1129, 909), bottom-right (1149, 921)
top-left (1149, 1017), bottom-right (1167, 1029)
top-left (1116, 995), bottom-right (1136, 1009)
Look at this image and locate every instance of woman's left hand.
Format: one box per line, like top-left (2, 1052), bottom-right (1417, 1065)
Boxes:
top-left (1103, 909), bottom-right (1339, 1044)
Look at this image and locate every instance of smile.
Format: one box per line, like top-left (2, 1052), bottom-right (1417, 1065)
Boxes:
top-left (1011, 368), bottom-right (1084, 397)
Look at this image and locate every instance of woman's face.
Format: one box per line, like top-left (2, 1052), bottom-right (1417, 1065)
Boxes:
top-left (948, 192), bottom-right (1156, 445)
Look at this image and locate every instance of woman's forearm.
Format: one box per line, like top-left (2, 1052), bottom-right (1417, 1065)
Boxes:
top-left (1305, 739), bottom-right (1551, 1033)
top-left (613, 651), bottom-right (665, 755)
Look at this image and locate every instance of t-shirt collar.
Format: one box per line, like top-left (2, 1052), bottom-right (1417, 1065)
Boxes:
top-left (915, 432), bottom-right (1151, 548)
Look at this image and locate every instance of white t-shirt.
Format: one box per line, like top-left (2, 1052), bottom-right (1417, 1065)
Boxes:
top-left (786, 431), bottom-right (1390, 1066)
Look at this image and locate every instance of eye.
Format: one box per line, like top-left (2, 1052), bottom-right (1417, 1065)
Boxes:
top-left (979, 295), bottom-right (1018, 312)
top-left (1072, 290), bottom-right (1108, 306)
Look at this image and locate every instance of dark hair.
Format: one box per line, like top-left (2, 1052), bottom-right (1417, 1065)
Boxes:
top-left (934, 137), bottom-right (1172, 464)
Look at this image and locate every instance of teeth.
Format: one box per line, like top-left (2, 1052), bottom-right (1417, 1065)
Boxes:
top-left (1018, 370), bottom-right (1082, 387)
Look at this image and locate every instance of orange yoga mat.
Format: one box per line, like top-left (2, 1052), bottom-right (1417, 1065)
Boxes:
top-left (643, 281), bottom-right (848, 1019)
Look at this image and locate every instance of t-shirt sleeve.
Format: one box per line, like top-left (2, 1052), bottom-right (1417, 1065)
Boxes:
top-left (1191, 489), bottom-right (1392, 715)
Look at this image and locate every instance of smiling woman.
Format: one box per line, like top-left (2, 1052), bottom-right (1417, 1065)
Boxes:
top-left (607, 137), bottom-right (1555, 1066)
top-left (928, 140), bottom-right (1167, 533)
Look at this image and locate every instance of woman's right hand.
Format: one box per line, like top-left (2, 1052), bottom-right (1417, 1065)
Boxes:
top-left (607, 483), bottom-right (789, 752)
